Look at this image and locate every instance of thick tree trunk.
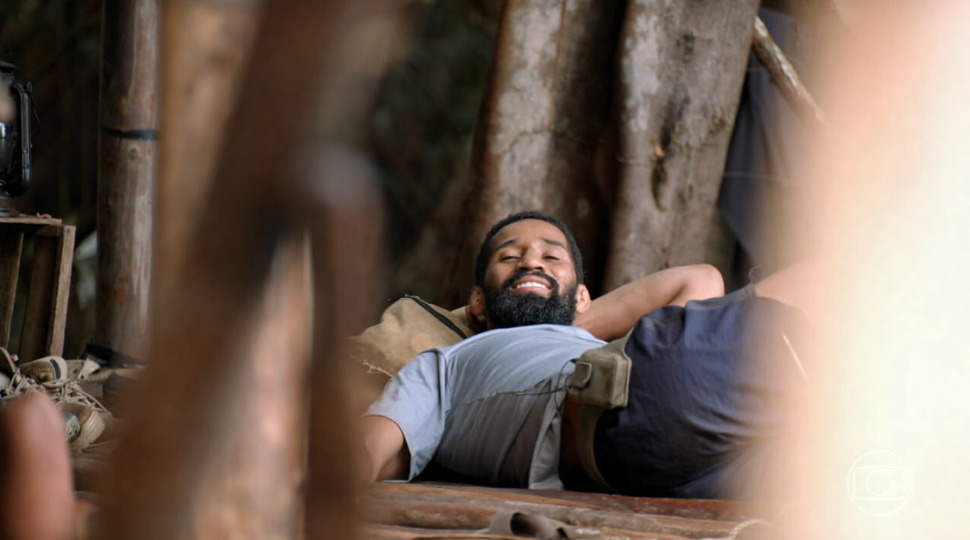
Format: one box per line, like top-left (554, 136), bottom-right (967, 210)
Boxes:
top-left (448, 0), bottom-right (758, 300)
top-left (603, 0), bottom-right (759, 290)
top-left (94, 0), bottom-right (158, 359)
top-left (447, 0), bottom-right (623, 302)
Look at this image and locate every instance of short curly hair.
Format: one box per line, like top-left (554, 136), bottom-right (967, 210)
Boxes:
top-left (474, 211), bottom-right (584, 287)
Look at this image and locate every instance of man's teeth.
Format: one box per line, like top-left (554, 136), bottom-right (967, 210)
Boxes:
top-left (513, 281), bottom-right (548, 290)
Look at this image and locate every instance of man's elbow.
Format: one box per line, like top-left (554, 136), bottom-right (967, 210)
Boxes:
top-left (692, 264), bottom-right (725, 297)
top-left (674, 264), bottom-right (724, 304)
top-left (359, 415), bottom-right (410, 486)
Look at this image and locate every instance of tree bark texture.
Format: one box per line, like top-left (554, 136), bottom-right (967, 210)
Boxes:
top-left (448, 0), bottom-right (623, 302)
top-left (604, 0), bottom-right (758, 290)
top-left (450, 0), bottom-right (759, 297)
top-left (94, 0), bottom-right (158, 358)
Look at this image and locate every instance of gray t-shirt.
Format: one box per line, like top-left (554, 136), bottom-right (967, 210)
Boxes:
top-left (365, 324), bottom-right (605, 489)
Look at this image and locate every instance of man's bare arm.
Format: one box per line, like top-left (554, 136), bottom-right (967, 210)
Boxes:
top-left (575, 264), bottom-right (724, 341)
top-left (359, 415), bottom-right (410, 486)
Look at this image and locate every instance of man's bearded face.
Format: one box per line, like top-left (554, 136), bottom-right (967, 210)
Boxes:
top-left (483, 269), bottom-right (578, 328)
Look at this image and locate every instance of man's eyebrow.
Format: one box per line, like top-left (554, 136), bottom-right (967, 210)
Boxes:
top-left (540, 237), bottom-right (566, 249)
top-left (493, 237), bottom-right (566, 250)
top-left (494, 238), bottom-right (518, 250)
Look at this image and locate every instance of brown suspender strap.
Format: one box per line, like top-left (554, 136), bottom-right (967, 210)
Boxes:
top-left (568, 336), bottom-right (632, 493)
top-left (575, 404), bottom-right (614, 492)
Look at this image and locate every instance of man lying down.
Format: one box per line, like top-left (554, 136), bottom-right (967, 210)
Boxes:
top-left (360, 211), bottom-right (811, 499)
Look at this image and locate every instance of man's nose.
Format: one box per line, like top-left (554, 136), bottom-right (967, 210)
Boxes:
top-left (518, 249), bottom-right (544, 271)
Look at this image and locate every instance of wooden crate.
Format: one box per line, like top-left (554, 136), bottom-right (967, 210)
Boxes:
top-left (0, 216), bottom-right (76, 362)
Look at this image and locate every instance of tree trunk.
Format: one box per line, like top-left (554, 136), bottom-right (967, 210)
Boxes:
top-left (446, 0), bottom-right (624, 303)
top-left (604, 0), bottom-right (758, 290)
top-left (94, 0), bottom-right (158, 359)
top-left (447, 0), bottom-right (758, 299)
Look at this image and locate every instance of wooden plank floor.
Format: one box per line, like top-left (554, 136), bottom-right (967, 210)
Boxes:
top-left (363, 482), bottom-right (770, 539)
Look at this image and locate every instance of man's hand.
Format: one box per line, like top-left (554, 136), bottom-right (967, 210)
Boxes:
top-left (358, 415), bottom-right (410, 487)
top-left (575, 264), bottom-right (724, 341)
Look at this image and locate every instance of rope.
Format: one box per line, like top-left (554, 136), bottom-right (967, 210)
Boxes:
top-left (0, 347), bottom-right (108, 412)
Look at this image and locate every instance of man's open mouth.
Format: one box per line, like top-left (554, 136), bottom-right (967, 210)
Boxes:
top-left (511, 280), bottom-right (550, 291)
top-left (504, 272), bottom-right (556, 294)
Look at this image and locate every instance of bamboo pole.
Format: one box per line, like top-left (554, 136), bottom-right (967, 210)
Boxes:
top-left (94, 0), bottom-right (158, 361)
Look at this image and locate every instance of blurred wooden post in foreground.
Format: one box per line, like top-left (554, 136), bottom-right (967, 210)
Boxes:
top-left (154, 0), bottom-right (264, 302)
top-left (94, 0), bottom-right (158, 362)
top-left (92, 1), bottom-right (406, 538)
top-left (152, 1), bottom-right (278, 535)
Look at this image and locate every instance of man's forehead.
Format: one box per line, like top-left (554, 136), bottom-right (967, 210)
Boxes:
top-left (490, 219), bottom-right (569, 249)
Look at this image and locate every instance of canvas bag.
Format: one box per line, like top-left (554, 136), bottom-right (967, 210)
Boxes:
top-left (346, 294), bottom-right (474, 380)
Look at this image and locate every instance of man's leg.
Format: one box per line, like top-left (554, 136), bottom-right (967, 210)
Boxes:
top-left (752, 260), bottom-right (830, 321)
top-left (593, 284), bottom-right (812, 498)
top-left (0, 392), bottom-right (74, 540)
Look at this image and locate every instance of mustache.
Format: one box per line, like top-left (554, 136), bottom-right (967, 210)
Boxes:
top-left (500, 270), bottom-right (560, 292)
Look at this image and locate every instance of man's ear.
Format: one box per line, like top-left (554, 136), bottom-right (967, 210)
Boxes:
top-left (468, 286), bottom-right (486, 318)
top-left (574, 284), bottom-right (592, 314)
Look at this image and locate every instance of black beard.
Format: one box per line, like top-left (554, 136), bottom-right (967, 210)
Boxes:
top-left (483, 270), bottom-right (578, 328)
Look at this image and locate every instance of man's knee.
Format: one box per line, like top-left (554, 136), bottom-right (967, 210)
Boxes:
top-left (0, 392), bottom-right (75, 540)
top-left (0, 392), bottom-right (64, 448)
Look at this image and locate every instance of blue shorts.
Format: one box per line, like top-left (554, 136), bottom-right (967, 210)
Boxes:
top-left (592, 285), bottom-right (811, 498)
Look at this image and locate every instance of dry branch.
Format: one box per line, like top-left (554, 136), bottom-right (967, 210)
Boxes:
top-left (751, 16), bottom-right (829, 128)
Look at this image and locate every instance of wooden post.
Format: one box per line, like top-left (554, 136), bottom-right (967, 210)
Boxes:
top-left (94, 0), bottom-right (159, 361)
top-left (92, 1), bottom-right (406, 538)
top-left (154, 0), bottom-right (263, 301)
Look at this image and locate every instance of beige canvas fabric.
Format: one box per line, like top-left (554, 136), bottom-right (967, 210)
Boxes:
top-left (346, 295), bottom-right (474, 380)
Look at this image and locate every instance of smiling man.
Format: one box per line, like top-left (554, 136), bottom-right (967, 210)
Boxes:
top-left (360, 211), bottom-right (809, 498)
top-left (471, 213), bottom-right (590, 329)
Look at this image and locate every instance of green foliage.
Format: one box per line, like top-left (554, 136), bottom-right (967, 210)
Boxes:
top-left (372, 0), bottom-right (499, 267)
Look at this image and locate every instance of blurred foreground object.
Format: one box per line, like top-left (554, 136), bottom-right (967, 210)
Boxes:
top-left (0, 62), bottom-right (32, 217)
top-left (91, 1), bottom-right (405, 539)
top-left (758, 2), bottom-right (970, 538)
